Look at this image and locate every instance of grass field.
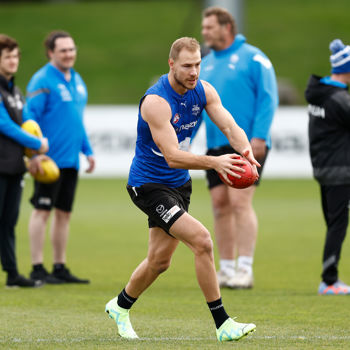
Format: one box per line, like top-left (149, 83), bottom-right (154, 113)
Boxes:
top-left (1, 177), bottom-right (350, 349)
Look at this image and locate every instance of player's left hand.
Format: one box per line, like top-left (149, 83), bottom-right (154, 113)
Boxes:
top-left (86, 155), bottom-right (95, 173)
top-left (241, 148), bottom-right (260, 179)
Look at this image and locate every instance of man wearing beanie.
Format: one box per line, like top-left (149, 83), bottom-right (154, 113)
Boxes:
top-left (305, 39), bottom-right (350, 295)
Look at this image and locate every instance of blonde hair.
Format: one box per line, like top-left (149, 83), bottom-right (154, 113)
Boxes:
top-left (169, 37), bottom-right (200, 61)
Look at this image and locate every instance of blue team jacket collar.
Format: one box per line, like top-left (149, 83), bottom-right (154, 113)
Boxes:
top-left (47, 62), bottom-right (76, 82)
top-left (164, 73), bottom-right (188, 100)
top-left (320, 76), bottom-right (347, 88)
top-left (213, 33), bottom-right (246, 57)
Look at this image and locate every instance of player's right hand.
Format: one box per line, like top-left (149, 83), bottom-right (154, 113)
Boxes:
top-left (27, 154), bottom-right (50, 176)
top-left (214, 153), bottom-right (246, 184)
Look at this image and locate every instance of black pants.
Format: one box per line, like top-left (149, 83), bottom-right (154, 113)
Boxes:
top-left (0, 174), bottom-right (23, 274)
top-left (320, 184), bottom-right (350, 285)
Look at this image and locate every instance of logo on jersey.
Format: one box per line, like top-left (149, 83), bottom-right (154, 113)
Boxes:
top-left (179, 137), bottom-right (191, 151)
top-left (191, 104), bottom-right (200, 116)
top-left (173, 113), bottom-right (180, 124)
top-left (228, 54), bottom-right (239, 70)
top-left (175, 120), bottom-right (198, 133)
top-left (308, 104), bottom-right (325, 119)
top-left (77, 84), bottom-right (86, 96)
top-left (58, 84), bottom-right (72, 101)
top-left (230, 54), bottom-right (239, 63)
top-left (7, 94), bottom-right (23, 110)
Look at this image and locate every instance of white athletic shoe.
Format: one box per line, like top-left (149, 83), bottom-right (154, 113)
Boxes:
top-left (216, 317), bottom-right (256, 342)
top-left (227, 268), bottom-right (254, 289)
top-left (105, 297), bottom-right (139, 339)
top-left (217, 270), bottom-right (236, 288)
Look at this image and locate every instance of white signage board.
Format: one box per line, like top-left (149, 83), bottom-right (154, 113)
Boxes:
top-left (264, 106), bottom-right (313, 178)
top-left (81, 105), bottom-right (313, 178)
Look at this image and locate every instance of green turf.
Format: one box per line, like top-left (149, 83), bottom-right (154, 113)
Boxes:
top-left (1, 177), bottom-right (349, 349)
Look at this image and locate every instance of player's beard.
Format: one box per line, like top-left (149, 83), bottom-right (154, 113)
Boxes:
top-left (174, 72), bottom-right (197, 91)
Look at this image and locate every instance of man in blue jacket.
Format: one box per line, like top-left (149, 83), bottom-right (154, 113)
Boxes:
top-left (25, 31), bottom-right (95, 284)
top-left (198, 7), bottom-right (278, 289)
top-left (0, 34), bottom-right (48, 288)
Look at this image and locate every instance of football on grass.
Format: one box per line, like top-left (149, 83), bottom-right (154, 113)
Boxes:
top-left (218, 156), bottom-right (257, 189)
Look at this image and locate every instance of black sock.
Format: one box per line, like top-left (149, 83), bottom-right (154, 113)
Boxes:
top-left (33, 264), bottom-right (44, 271)
top-left (53, 263), bottom-right (65, 271)
top-left (207, 298), bottom-right (229, 329)
top-left (117, 288), bottom-right (138, 309)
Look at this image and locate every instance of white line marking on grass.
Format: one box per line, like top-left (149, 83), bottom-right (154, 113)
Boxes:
top-left (258, 336), bottom-right (350, 340)
top-left (2, 335), bottom-right (350, 344)
top-left (141, 335), bottom-right (350, 341)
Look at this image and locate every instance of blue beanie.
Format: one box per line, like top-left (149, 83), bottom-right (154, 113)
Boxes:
top-left (329, 39), bottom-right (350, 74)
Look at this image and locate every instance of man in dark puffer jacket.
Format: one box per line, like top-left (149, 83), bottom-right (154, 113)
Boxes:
top-left (0, 34), bottom-right (48, 288)
top-left (305, 38), bottom-right (350, 295)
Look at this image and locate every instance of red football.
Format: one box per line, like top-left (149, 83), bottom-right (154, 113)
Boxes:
top-left (218, 156), bottom-right (257, 189)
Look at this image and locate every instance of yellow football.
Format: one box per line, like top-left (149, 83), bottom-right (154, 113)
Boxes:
top-left (21, 120), bottom-right (43, 158)
top-left (26, 158), bottom-right (60, 184)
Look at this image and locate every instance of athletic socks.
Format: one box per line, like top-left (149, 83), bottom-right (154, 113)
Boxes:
top-left (33, 263), bottom-right (44, 271)
top-left (117, 289), bottom-right (228, 329)
top-left (219, 259), bottom-right (236, 277)
top-left (220, 257), bottom-right (253, 275)
top-left (237, 256), bottom-right (253, 274)
top-left (207, 297), bottom-right (230, 329)
top-left (117, 288), bottom-right (138, 309)
top-left (53, 263), bottom-right (65, 271)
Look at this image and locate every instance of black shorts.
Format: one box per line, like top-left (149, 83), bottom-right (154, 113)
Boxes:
top-left (205, 145), bottom-right (269, 189)
top-left (127, 179), bottom-right (192, 235)
top-left (30, 168), bottom-right (78, 212)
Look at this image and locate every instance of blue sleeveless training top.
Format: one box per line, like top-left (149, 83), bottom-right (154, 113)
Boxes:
top-left (128, 74), bottom-right (207, 188)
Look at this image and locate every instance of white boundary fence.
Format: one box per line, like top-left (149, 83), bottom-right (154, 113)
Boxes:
top-left (80, 105), bottom-right (313, 178)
